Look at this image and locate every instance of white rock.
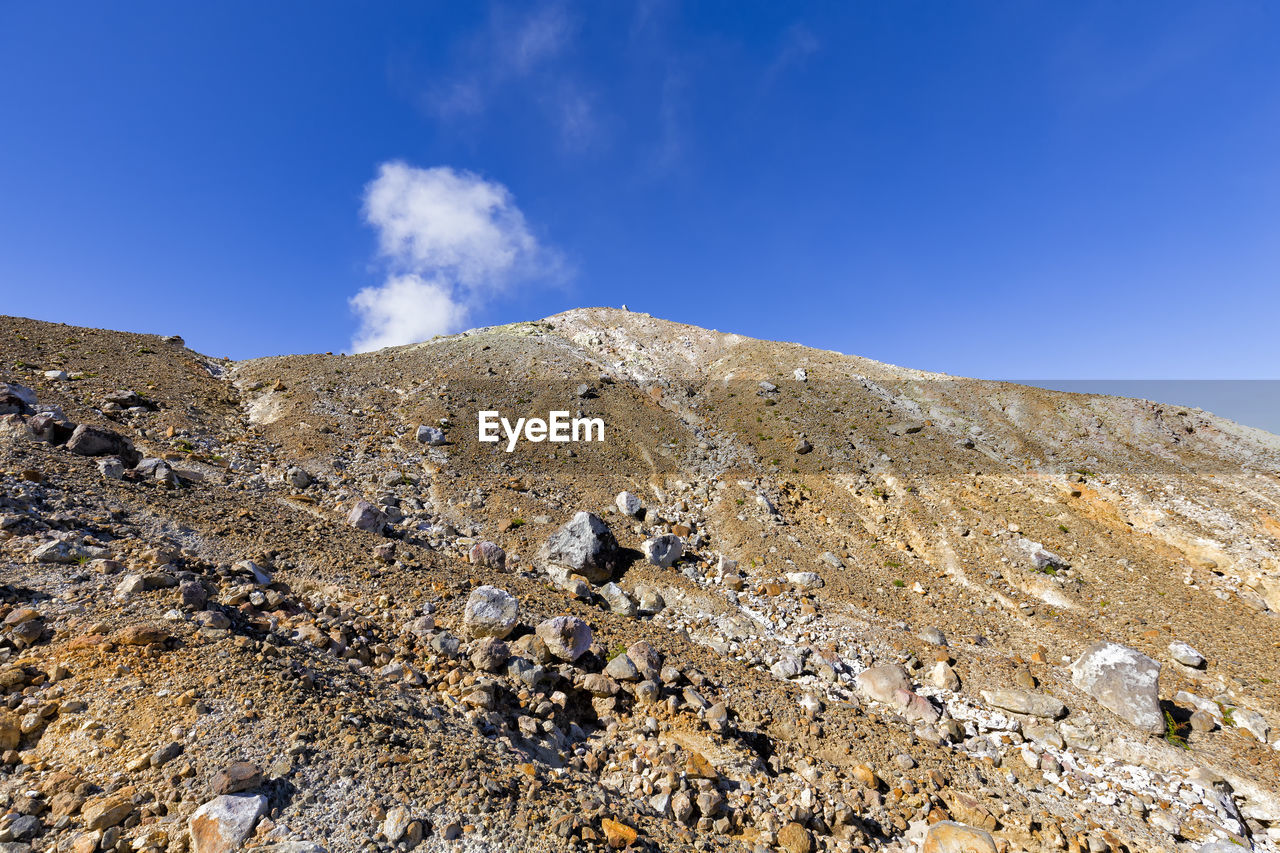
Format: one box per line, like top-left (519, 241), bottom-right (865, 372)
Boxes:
top-left (189, 794), bottom-right (268, 853)
top-left (462, 586), bottom-right (519, 639)
top-left (1168, 641), bottom-right (1205, 668)
top-left (615, 491), bottom-right (642, 517)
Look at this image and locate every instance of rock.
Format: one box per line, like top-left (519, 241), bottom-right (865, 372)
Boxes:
top-left (981, 689), bottom-right (1067, 719)
top-left (921, 821), bottom-right (998, 853)
top-left (115, 573), bottom-right (146, 598)
top-left (150, 741), bottom-right (184, 768)
top-left (0, 383), bottom-right (37, 414)
top-left (382, 805), bottom-right (412, 843)
top-left (642, 534), bottom-right (683, 568)
top-left (189, 794), bottom-right (268, 853)
top-left (793, 437), bottom-right (813, 454)
top-left (786, 571), bottom-right (823, 589)
top-left (1169, 641), bottom-right (1205, 668)
top-left (1020, 539), bottom-right (1070, 572)
top-left (469, 540), bottom-right (507, 569)
top-left (635, 585), bottom-right (665, 615)
top-left (601, 818), bottom-right (637, 849)
top-left (818, 551), bottom-right (843, 569)
top-left (112, 623), bottom-right (170, 646)
top-left (888, 421), bottom-right (924, 436)
top-left (32, 539), bottom-right (86, 564)
top-left (66, 424), bottom-right (138, 463)
top-left (542, 512), bottom-right (620, 583)
top-left (211, 762), bottom-right (262, 795)
top-left (600, 582), bottom-right (637, 616)
top-left (416, 425), bottom-right (446, 445)
top-left (855, 664), bottom-right (911, 704)
top-left (347, 500), bottom-right (387, 534)
top-left (29, 411), bottom-right (73, 444)
top-left (928, 661), bottom-right (960, 690)
top-left (778, 822), bottom-right (813, 853)
top-left (1190, 709), bottom-right (1217, 732)
top-left (919, 626), bottom-right (948, 646)
top-left (1069, 641), bottom-right (1163, 734)
top-left (771, 655), bottom-right (803, 680)
top-left (97, 457), bottom-right (125, 479)
top-left (895, 688), bottom-right (941, 724)
top-left (626, 641), bottom-right (662, 680)
top-left (615, 491), bottom-right (642, 518)
top-left (462, 586), bottom-right (519, 639)
top-left (471, 637), bottom-right (510, 672)
top-left (81, 796), bottom-right (133, 830)
top-left (1234, 708), bottom-right (1270, 743)
top-left (284, 466), bottom-right (311, 488)
top-left (604, 652), bottom-right (640, 681)
top-left (536, 616), bottom-right (592, 662)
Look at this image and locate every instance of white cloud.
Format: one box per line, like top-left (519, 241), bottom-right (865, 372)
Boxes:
top-left (350, 274), bottom-right (469, 353)
top-left (349, 162), bottom-right (559, 352)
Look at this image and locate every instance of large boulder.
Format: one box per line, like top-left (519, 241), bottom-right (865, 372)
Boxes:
top-left (535, 616), bottom-right (592, 662)
top-left (462, 586), bottom-right (519, 639)
top-left (642, 534), bottom-right (684, 568)
top-left (1070, 641), bottom-right (1163, 734)
top-left (66, 424), bottom-right (139, 464)
top-left (469, 541), bottom-right (507, 570)
top-left (29, 412), bottom-right (73, 444)
top-left (542, 512), bottom-right (619, 584)
top-left (347, 500), bottom-right (387, 534)
top-left (0, 383), bottom-right (36, 415)
top-left (190, 795), bottom-right (268, 853)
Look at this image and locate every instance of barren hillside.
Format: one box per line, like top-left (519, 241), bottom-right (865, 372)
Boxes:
top-left (1, 308), bottom-right (1277, 853)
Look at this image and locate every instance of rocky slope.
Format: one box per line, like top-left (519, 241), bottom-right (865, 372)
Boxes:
top-left (0, 307), bottom-right (1278, 853)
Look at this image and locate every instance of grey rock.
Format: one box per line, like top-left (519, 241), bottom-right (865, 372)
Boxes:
top-left (818, 551), bottom-right (843, 568)
top-left (416, 425), bottom-right (446, 445)
top-left (604, 652), bottom-right (640, 681)
top-left (615, 491), bottom-right (642, 517)
top-left (1168, 641), bottom-right (1205, 668)
top-left (635, 585), bottom-right (665, 615)
top-left (346, 500), bottom-right (387, 534)
top-left (32, 539), bottom-right (88, 564)
top-left (642, 533), bottom-right (684, 568)
top-left (599, 582), bottom-right (637, 617)
top-left (918, 626), bottom-right (947, 646)
top-left (284, 466), bottom-right (311, 488)
top-left (66, 424), bottom-right (139, 463)
top-left (1070, 641), bottom-right (1163, 734)
top-left (626, 641), bottom-right (662, 681)
top-left (189, 794), bottom-right (267, 853)
top-left (771, 655), bottom-right (803, 680)
top-left (855, 664), bottom-right (911, 704)
top-left (786, 571), bottom-right (823, 589)
top-left (469, 540), bottom-right (506, 569)
top-left (462, 586), bottom-right (519, 639)
top-left (542, 511), bottom-right (619, 584)
top-left (981, 688), bottom-right (1067, 719)
top-left (1234, 707), bottom-right (1270, 743)
top-left (97, 456), bottom-right (125, 480)
top-left (536, 616), bottom-right (592, 662)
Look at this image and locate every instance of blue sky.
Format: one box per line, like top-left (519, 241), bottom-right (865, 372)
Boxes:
top-left (2, 2), bottom-right (1279, 379)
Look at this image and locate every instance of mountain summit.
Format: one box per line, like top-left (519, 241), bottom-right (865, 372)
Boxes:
top-left (1, 309), bottom-right (1278, 852)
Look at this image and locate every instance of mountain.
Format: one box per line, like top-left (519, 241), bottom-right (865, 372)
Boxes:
top-left (1, 307), bottom-right (1278, 853)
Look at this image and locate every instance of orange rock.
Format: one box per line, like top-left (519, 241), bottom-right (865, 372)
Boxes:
top-left (921, 821), bottom-right (998, 853)
top-left (601, 818), bottom-right (637, 848)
